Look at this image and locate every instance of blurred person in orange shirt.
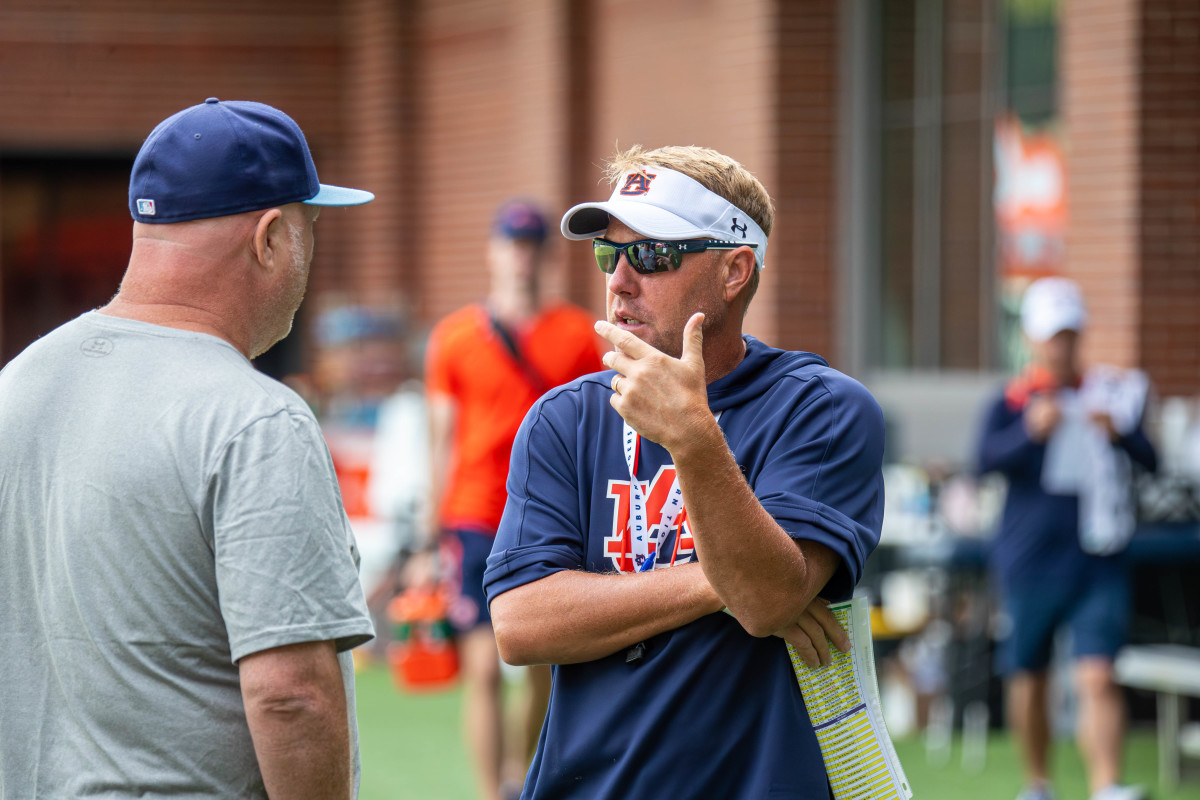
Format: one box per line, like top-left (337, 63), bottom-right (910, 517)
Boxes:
top-left (422, 199), bottom-right (604, 800)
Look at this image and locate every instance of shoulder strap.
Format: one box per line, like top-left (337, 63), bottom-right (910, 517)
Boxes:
top-left (487, 311), bottom-right (549, 394)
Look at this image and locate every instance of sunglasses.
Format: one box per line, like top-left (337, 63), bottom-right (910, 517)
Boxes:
top-left (592, 237), bottom-right (757, 275)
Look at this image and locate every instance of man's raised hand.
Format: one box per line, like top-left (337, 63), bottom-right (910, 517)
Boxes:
top-left (595, 312), bottom-right (713, 455)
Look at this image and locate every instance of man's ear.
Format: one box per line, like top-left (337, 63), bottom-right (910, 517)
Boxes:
top-left (251, 208), bottom-right (285, 270)
top-left (722, 246), bottom-right (756, 304)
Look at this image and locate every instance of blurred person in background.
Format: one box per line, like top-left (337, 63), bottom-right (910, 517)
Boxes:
top-left (309, 304), bottom-right (431, 649)
top-left (421, 199), bottom-right (605, 800)
top-left (976, 277), bottom-right (1157, 800)
top-left (312, 303), bottom-right (415, 429)
top-left (486, 146), bottom-right (886, 799)
top-left (0, 98), bottom-right (376, 798)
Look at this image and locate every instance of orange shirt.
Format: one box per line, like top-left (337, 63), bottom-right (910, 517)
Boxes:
top-left (426, 303), bottom-right (605, 532)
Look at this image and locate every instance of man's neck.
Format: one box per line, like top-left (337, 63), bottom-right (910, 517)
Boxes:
top-left (704, 333), bottom-right (748, 385)
top-left (99, 296), bottom-right (251, 357)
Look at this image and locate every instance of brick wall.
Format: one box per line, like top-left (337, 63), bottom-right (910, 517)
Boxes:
top-left (0, 0), bottom-right (832, 361)
top-left (3, 0), bottom-right (1195, 389)
top-left (1062, 0), bottom-right (1142, 370)
top-left (1138, 0), bottom-right (1200, 396)
top-left (411, 0), bottom-right (572, 323)
top-left (772, 0), bottom-right (838, 359)
top-left (339, 0), bottom-right (415, 305)
top-left (562, 0), bottom-right (781, 336)
top-left (1063, 0), bottom-right (1200, 395)
top-left (402, 0), bottom-right (832, 354)
top-left (940, 0), bottom-right (991, 370)
top-left (0, 0), bottom-right (356, 347)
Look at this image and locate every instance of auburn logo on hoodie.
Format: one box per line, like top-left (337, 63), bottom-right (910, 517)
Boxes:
top-left (603, 466), bottom-right (695, 573)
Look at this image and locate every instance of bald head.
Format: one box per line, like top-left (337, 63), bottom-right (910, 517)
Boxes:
top-left (102, 203), bottom-right (319, 358)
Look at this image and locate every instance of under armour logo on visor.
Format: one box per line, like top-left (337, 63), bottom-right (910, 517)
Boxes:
top-left (620, 172), bottom-right (657, 196)
top-left (731, 217), bottom-right (747, 238)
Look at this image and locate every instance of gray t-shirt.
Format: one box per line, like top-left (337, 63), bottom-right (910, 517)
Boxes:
top-left (0, 312), bottom-right (375, 798)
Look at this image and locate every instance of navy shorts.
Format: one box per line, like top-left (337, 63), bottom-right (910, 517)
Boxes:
top-left (443, 527), bottom-right (496, 634)
top-left (996, 558), bottom-right (1130, 675)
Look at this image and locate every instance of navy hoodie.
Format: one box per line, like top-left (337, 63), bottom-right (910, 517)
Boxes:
top-left (484, 335), bottom-right (885, 800)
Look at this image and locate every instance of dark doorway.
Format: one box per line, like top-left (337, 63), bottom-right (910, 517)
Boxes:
top-left (0, 155), bottom-right (132, 365)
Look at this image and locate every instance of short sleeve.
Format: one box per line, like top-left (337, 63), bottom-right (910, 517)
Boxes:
top-left (483, 396), bottom-right (586, 603)
top-left (211, 410), bottom-right (375, 663)
top-left (754, 375), bottom-right (885, 600)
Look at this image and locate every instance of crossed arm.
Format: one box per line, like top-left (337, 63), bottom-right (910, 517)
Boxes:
top-left (491, 314), bottom-right (851, 668)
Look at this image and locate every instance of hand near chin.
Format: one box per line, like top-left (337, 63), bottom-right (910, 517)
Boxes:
top-left (595, 312), bottom-right (715, 455)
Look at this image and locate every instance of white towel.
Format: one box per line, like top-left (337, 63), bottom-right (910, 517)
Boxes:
top-left (1040, 367), bottom-right (1149, 555)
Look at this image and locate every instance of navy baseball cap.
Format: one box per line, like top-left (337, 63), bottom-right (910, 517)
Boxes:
top-left (493, 199), bottom-right (548, 242)
top-left (129, 97), bottom-right (374, 224)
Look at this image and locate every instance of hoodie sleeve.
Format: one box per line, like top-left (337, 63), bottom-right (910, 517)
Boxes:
top-left (753, 372), bottom-right (886, 601)
top-left (483, 390), bottom-right (588, 604)
top-left (976, 394), bottom-right (1042, 477)
top-left (1117, 425), bottom-right (1158, 473)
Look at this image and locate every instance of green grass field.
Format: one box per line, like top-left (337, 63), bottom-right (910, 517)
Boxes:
top-left (355, 662), bottom-right (1193, 800)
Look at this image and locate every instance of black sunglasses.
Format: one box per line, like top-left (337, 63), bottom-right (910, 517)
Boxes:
top-left (592, 237), bottom-right (757, 275)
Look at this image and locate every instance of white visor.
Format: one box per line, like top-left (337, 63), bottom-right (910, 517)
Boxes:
top-left (560, 167), bottom-right (768, 270)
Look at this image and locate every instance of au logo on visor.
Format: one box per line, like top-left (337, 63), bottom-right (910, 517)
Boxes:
top-left (619, 172), bottom-right (656, 196)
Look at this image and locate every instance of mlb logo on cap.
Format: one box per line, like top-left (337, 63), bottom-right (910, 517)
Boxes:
top-left (136, 199), bottom-right (156, 216)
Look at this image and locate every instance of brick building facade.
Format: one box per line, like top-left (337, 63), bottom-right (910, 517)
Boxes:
top-left (1, 0), bottom-right (1196, 405)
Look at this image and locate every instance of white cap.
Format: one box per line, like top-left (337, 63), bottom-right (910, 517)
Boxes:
top-left (1021, 277), bottom-right (1087, 342)
top-left (560, 167), bottom-right (768, 270)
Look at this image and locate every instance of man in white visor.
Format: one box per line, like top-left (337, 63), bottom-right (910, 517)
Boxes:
top-left (484, 145), bottom-right (887, 799)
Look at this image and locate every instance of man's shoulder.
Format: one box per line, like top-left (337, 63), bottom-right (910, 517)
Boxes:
top-left (429, 304), bottom-right (486, 346)
top-left (802, 363), bottom-right (878, 408)
top-left (535, 369), bottom-right (613, 409)
top-left (520, 371), bottom-right (613, 434)
top-left (163, 349), bottom-right (318, 444)
top-left (747, 344), bottom-right (880, 416)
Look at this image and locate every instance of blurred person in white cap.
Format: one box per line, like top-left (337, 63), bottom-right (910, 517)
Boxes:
top-left (484, 145), bottom-right (886, 799)
top-left (976, 276), bottom-right (1157, 800)
top-left (0, 98), bottom-right (376, 798)
top-left (420, 198), bottom-right (605, 800)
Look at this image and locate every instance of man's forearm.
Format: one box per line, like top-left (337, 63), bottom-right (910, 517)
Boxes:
top-left (670, 418), bottom-right (839, 637)
top-left (241, 643), bottom-right (352, 800)
top-left (250, 707), bottom-right (350, 799)
top-left (424, 394), bottom-right (455, 546)
top-left (491, 563), bottom-right (723, 666)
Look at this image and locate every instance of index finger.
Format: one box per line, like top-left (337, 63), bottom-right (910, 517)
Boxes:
top-left (594, 320), bottom-right (659, 358)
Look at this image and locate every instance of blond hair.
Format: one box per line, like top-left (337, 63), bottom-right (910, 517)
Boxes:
top-left (603, 145), bottom-right (771, 315)
top-left (602, 145), bottom-right (774, 235)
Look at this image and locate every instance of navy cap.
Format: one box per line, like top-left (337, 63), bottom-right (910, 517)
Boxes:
top-left (129, 97), bottom-right (373, 223)
top-left (493, 199), bottom-right (548, 242)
